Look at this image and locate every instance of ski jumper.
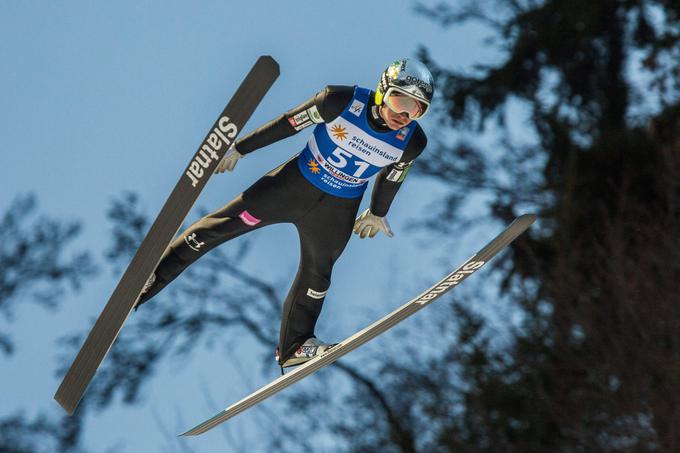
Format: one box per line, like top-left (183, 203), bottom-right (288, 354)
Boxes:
top-left (138, 85), bottom-right (428, 364)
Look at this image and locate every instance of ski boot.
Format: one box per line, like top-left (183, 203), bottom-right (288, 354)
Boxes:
top-left (276, 337), bottom-right (337, 368)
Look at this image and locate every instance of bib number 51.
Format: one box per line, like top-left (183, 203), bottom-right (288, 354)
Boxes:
top-left (327, 147), bottom-right (369, 177)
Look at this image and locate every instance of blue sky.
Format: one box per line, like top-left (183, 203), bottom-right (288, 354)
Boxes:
top-left (1, 2), bottom-right (504, 452)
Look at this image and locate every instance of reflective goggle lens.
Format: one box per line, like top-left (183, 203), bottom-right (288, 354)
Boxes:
top-left (384, 90), bottom-right (429, 119)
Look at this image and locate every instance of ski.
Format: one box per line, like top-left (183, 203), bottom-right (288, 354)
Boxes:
top-left (54, 56), bottom-right (280, 415)
top-left (180, 213), bottom-right (537, 436)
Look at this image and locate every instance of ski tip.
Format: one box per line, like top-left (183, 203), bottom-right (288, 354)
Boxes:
top-left (179, 426), bottom-right (207, 437)
top-left (255, 55), bottom-right (280, 75)
top-left (516, 213), bottom-right (538, 225)
top-left (179, 420), bottom-right (213, 436)
top-left (179, 427), bottom-right (197, 436)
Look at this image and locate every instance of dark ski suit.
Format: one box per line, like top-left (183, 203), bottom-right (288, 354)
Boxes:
top-left (138, 85), bottom-right (427, 364)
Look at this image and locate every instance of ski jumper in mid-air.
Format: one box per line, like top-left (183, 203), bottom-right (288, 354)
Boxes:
top-left (136, 58), bottom-right (434, 368)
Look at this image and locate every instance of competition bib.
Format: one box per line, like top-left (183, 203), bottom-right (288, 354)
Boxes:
top-left (297, 87), bottom-right (416, 198)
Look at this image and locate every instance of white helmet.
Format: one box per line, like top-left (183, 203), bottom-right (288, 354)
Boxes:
top-left (375, 58), bottom-right (434, 118)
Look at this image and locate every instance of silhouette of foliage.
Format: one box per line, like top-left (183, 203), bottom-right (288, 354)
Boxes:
top-left (0, 412), bottom-right (85, 453)
top-left (0, 194), bottom-right (93, 453)
top-left (276, 1), bottom-right (680, 451)
top-left (0, 194), bottom-right (96, 356)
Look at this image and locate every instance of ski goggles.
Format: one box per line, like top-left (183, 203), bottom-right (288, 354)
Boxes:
top-left (383, 87), bottom-right (430, 119)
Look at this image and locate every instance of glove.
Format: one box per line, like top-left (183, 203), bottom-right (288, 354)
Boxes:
top-left (214, 144), bottom-right (242, 174)
top-left (353, 208), bottom-right (394, 239)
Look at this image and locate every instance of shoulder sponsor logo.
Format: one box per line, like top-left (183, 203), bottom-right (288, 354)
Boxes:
top-left (289, 110), bottom-right (309, 125)
top-left (185, 116), bottom-right (238, 187)
top-left (307, 105), bottom-right (324, 123)
top-left (293, 110), bottom-right (310, 124)
top-left (349, 99), bottom-right (365, 117)
top-left (414, 260), bottom-right (485, 306)
top-left (288, 111), bottom-right (314, 131)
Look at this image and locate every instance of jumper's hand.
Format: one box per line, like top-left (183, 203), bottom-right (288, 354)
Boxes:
top-left (353, 208), bottom-right (394, 239)
top-left (214, 144), bottom-right (242, 174)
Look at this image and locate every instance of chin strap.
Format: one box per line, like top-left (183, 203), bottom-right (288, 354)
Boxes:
top-left (370, 105), bottom-right (385, 123)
